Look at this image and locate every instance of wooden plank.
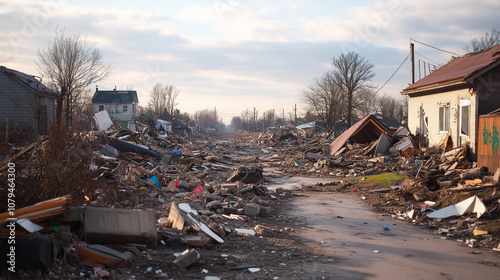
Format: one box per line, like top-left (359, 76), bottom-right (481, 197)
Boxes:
top-left (478, 115), bottom-right (500, 172)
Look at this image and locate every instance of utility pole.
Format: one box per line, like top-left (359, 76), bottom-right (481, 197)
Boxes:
top-left (214, 106), bottom-right (217, 131)
top-left (282, 109), bottom-right (285, 126)
top-left (253, 107), bottom-right (256, 132)
top-left (294, 104), bottom-right (297, 125)
top-left (410, 42), bottom-right (415, 84)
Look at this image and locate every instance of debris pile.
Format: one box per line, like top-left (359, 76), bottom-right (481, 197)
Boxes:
top-left (0, 112), bottom-right (499, 278)
top-left (0, 119), bottom-right (303, 279)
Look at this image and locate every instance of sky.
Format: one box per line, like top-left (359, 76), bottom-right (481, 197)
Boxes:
top-left (0, 0), bottom-right (499, 124)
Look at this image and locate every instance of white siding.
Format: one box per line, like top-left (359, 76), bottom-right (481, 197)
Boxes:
top-left (93, 103), bottom-right (132, 114)
top-left (407, 88), bottom-right (478, 153)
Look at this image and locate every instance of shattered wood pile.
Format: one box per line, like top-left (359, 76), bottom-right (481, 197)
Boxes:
top-left (0, 124), bottom-right (298, 278)
top-left (0, 113), bottom-right (499, 278)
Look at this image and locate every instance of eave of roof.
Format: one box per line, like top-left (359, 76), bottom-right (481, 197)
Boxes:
top-left (401, 79), bottom-right (468, 95)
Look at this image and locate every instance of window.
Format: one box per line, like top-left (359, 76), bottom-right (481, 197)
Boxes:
top-left (460, 100), bottom-right (470, 136)
top-left (98, 105), bottom-right (104, 111)
top-left (123, 105), bottom-right (128, 112)
top-left (439, 105), bottom-right (450, 132)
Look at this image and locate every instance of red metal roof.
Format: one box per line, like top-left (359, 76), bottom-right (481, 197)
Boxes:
top-left (402, 45), bottom-right (500, 93)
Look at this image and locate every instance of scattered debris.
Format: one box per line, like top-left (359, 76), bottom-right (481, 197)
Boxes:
top-left (1, 113), bottom-right (499, 278)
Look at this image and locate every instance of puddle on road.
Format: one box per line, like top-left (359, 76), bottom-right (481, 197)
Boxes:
top-left (263, 168), bottom-right (338, 190)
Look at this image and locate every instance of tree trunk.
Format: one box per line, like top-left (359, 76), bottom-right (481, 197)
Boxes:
top-left (347, 94), bottom-right (353, 127)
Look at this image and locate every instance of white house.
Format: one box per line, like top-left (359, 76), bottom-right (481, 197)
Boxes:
top-left (92, 87), bottom-right (139, 130)
top-left (401, 45), bottom-right (500, 159)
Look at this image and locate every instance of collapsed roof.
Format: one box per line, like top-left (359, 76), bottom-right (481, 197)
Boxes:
top-left (329, 114), bottom-right (392, 156)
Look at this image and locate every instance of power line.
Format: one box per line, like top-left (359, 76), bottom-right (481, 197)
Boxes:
top-left (375, 53), bottom-right (410, 95)
top-left (414, 50), bottom-right (440, 66)
top-left (410, 38), bottom-right (461, 56)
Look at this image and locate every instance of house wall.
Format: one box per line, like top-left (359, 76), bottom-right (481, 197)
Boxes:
top-left (473, 66), bottom-right (500, 115)
top-left (0, 71), bottom-right (37, 133)
top-left (407, 87), bottom-right (477, 154)
top-left (93, 103), bottom-right (133, 114)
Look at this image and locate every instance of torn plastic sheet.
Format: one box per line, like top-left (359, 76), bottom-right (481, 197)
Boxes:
top-left (427, 196), bottom-right (486, 219)
top-left (94, 110), bottom-right (114, 131)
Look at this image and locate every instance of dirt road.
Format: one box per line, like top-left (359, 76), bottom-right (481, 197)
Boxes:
top-left (287, 192), bottom-right (500, 280)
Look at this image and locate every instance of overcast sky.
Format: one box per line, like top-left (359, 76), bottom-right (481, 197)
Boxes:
top-left (1, 0), bottom-right (498, 123)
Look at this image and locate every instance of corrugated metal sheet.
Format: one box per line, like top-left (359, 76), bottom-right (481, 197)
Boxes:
top-left (478, 115), bottom-right (500, 172)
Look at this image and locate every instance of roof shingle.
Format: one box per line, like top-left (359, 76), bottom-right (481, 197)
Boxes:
top-left (92, 90), bottom-right (139, 104)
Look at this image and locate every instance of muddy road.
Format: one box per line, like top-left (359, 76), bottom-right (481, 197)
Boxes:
top-left (288, 191), bottom-right (500, 280)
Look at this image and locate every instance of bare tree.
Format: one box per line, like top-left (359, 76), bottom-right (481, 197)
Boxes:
top-left (332, 51), bottom-right (375, 126)
top-left (37, 29), bottom-right (111, 128)
top-left (195, 108), bottom-right (218, 130)
top-left (374, 94), bottom-right (398, 119)
top-left (464, 27), bottom-right (500, 53)
top-left (240, 109), bottom-right (252, 131)
top-left (263, 109), bottom-right (275, 125)
top-left (231, 116), bottom-right (243, 130)
top-left (355, 88), bottom-right (378, 118)
top-left (300, 71), bottom-right (345, 131)
top-left (147, 83), bottom-right (179, 120)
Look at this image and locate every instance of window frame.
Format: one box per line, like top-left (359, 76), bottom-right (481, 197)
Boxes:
top-left (459, 100), bottom-right (470, 136)
top-left (438, 104), bottom-right (450, 133)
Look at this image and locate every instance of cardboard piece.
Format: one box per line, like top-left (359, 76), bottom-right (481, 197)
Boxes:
top-left (167, 202), bottom-right (187, 230)
top-left (83, 207), bottom-right (157, 245)
top-left (427, 196), bottom-right (487, 219)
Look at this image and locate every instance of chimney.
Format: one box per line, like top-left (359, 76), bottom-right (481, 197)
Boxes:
top-left (114, 85), bottom-right (116, 91)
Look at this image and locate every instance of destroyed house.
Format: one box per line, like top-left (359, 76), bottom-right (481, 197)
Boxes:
top-left (92, 88), bottom-right (139, 130)
top-left (401, 45), bottom-right (500, 159)
top-left (329, 114), bottom-right (392, 156)
top-left (0, 66), bottom-right (59, 139)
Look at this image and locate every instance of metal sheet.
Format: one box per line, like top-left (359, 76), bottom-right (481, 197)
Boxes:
top-left (427, 196), bottom-right (486, 218)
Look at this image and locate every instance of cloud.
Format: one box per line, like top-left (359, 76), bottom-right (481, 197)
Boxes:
top-left (1, 0), bottom-right (500, 123)
top-left (179, 2), bottom-right (292, 42)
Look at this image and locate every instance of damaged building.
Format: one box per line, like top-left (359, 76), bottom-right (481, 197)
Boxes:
top-left (402, 45), bottom-right (500, 160)
top-left (0, 66), bottom-right (59, 140)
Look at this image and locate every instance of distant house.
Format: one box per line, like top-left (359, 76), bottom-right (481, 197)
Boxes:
top-left (401, 45), bottom-right (500, 159)
top-left (91, 87), bottom-right (139, 130)
top-left (0, 66), bottom-right (59, 140)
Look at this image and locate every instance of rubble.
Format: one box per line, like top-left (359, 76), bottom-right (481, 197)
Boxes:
top-left (0, 114), bottom-right (499, 278)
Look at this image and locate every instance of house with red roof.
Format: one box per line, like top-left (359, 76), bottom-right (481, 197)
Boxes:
top-left (401, 45), bottom-right (500, 159)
